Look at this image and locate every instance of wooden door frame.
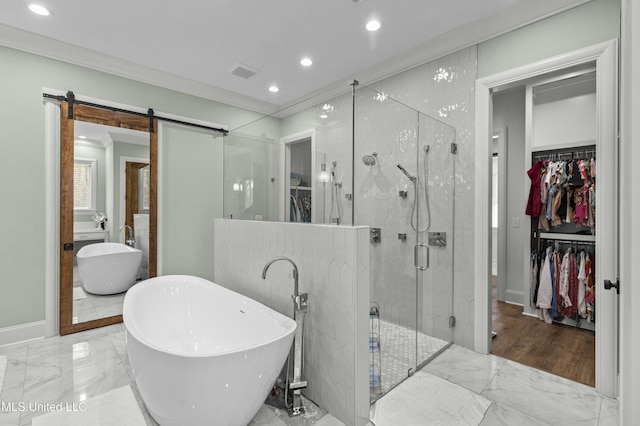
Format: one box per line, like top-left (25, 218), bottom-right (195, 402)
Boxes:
top-left (59, 102), bottom-right (158, 335)
top-left (474, 39), bottom-right (619, 397)
top-left (124, 160), bottom-right (150, 240)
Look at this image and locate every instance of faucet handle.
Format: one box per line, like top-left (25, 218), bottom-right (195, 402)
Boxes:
top-left (293, 293), bottom-right (308, 312)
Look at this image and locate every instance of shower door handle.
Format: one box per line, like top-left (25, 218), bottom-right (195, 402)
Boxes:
top-left (414, 243), bottom-right (429, 271)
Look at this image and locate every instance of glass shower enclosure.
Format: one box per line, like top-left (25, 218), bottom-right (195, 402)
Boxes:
top-left (222, 82), bottom-right (457, 403)
top-left (354, 85), bottom-right (456, 401)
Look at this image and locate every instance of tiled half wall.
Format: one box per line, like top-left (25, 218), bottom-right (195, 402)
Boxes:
top-left (213, 219), bottom-right (370, 426)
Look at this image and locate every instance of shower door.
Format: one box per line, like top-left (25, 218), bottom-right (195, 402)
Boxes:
top-left (354, 86), bottom-right (455, 400)
top-left (414, 113), bottom-right (456, 369)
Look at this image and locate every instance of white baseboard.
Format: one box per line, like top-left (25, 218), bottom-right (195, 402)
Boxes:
top-left (0, 321), bottom-right (46, 348)
top-left (504, 289), bottom-right (524, 305)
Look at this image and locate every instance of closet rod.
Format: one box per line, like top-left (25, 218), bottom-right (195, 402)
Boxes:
top-left (532, 145), bottom-right (596, 162)
top-left (540, 238), bottom-right (595, 246)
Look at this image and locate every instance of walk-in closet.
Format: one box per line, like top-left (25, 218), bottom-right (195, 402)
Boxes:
top-left (490, 65), bottom-right (616, 390)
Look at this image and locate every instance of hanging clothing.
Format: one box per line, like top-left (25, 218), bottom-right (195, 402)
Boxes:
top-left (537, 248), bottom-right (553, 315)
top-left (559, 252), bottom-right (572, 309)
top-left (588, 184), bottom-right (596, 233)
top-left (585, 253), bottom-right (595, 322)
top-left (539, 167), bottom-right (551, 231)
top-left (564, 252), bottom-right (579, 318)
top-left (530, 252), bottom-right (539, 309)
top-left (526, 160), bottom-right (545, 217)
top-left (577, 252), bottom-right (587, 318)
top-left (549, 252), bottom-right (560, 319)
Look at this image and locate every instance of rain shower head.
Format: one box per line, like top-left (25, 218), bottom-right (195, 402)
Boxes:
top-left (362, 152), bottom-right (377, 166)
top-left (397, 164), bottom-right (417, 182)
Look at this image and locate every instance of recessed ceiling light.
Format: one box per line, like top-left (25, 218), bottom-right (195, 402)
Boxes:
top-left (269, 86), bottom-right (279, 93)
top-left (320, 113), bottom-right (328, 119)
top-left (28, 4), bottom-right (52, 16)
top-left (300, 58), bottom-right (313, 67)
top-left (78, 135), bottom-right (87, 139)
top-left (366, 20), bottom-right (381, 32)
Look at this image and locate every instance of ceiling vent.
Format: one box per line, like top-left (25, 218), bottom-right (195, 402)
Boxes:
top-left (229, 62), bottom-right (260, 79)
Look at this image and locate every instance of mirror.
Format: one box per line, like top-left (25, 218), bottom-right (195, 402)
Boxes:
top-left (60, 102), bottom-right (157, 335)
top-left (72, 121), bottom-right (150, 324)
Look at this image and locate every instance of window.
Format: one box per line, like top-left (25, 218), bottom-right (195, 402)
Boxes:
top-left (74, 158), bottom-right (97, 212)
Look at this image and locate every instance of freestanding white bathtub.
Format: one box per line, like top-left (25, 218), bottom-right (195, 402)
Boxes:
top-left (77, 242), bottom-right (142, 295)
top-left (123, 275), bottom-right (296, 426)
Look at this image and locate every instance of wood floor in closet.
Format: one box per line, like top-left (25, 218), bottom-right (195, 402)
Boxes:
top-left (490, 277), bottom-right (596, 387)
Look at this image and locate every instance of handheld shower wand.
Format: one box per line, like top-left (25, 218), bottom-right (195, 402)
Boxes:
top-left (397, 151), bottom-right (431, 233)
top-left (397, 164), bottom-right (417, 182)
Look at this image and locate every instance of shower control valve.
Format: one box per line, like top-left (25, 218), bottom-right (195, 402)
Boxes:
top-left (428, 232), bottom-right (447, 247)
top-left (293, 293), bottom-right (308, 312)
top-left (399, 190), bottom-right (408, 198)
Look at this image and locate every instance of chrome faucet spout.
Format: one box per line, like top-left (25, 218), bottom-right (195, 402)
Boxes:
top-left (262, 256), bottom-right (299, 298)
top-left (119, 224), bottom-right (135, 247)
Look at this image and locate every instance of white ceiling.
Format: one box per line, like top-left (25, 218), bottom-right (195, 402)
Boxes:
top-left (1, 0), bottom-right (589, 114)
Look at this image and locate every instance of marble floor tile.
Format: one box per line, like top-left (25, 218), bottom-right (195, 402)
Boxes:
top-left (0, 411), bottom-right (21, 426)
top-left (26, 334), bottom-right (120, 374)
top-left (422, 344), bottom-right (506, 394)
top-left (72, 287), bottom-right (87, 300)
top-left (479, 402), bottom-right (551, 426)
top-left (20, 357), bottom-right (131, 425)
top-left (31, 385), bottom-right (145, 426)
top-left (248, 405), bottom-right (289, 426)
top-left (480, 360), bottom-right (602, 425)
top-left (0, 343), bottom-right (28, 403)
top-left (0, 356), bottom-right (7, 392)
top-left (371, 371), bottom-right (490, 426)
top-left (313, 414), bottom-right (348, 426)
top-left (598, 396), bottom-right (619, 426)
top-left (0, 324), bottom-right (620, 426)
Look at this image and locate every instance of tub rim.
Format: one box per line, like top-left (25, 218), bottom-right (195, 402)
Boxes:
top-left (77, 242), bottom-right (142, 259)
top-left (123, 274), bottom-right (297, 358)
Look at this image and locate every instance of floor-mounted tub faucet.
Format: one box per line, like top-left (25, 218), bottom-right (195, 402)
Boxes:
top-left (261, 257), bottom-right (308, 312)
top-left (262, 256), bottom-right (308, 416)
top-left (120, 224), bottom-right (135, 248)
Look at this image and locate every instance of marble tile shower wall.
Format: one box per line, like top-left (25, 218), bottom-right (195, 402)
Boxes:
top-left (368, 47), bottom-right (477, 349)
top-left (213, 219), bottom-right (370, 426)
top-left (353, 87), bottom-right (457, 345)
top-left (313, 46), bottom-right (477, 348)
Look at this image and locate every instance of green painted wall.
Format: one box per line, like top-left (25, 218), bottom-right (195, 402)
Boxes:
top-left (161, 124), bottom-right (224, 280)
top-left (478, 0), bottom-right (620, 78)
top-left (0, 45), bottom-right (273, 329)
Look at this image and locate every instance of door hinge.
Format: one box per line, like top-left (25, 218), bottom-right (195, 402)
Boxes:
top-left (604, 278), bottom-right (620, 294)
top-left (450, 142), bottom-right (458, 154)
top-left (449, 315), bottom-right (456, 328)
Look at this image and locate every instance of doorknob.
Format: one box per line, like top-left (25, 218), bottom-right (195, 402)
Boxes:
top-left (604, 279), bottom-right (620, 294)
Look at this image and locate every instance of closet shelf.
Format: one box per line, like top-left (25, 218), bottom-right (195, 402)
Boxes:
top-left (539, 232), bottom-right (595, 242)
top-left (531, 140), bottom-right (596, 153)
